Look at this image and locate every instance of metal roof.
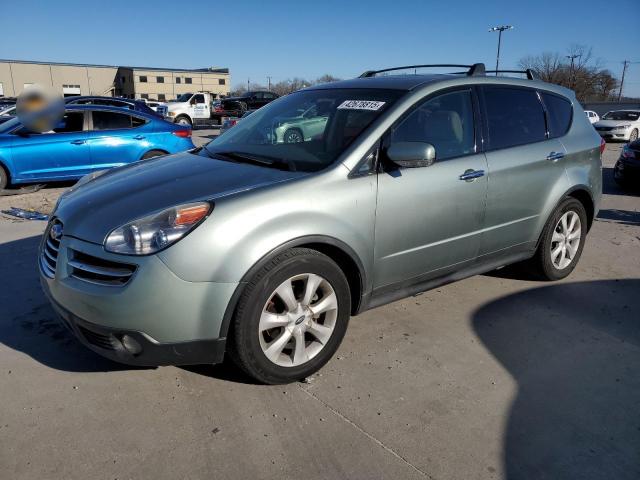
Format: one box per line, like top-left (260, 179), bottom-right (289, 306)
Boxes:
top-left (0, 59), bottom-right (228, 74)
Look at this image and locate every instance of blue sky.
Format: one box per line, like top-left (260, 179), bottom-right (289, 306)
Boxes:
top-left (1, 0), bottom-right (639, 96)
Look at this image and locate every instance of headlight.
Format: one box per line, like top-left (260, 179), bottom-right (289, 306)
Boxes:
top-left (104, 202), bottom-right (211, 255)
top-left (168, 111), bottom-right (176, 117)
top-left (614, 124), bottom-right (631, 130)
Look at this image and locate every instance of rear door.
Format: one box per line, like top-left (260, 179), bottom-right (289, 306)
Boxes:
top-left (478, 86), bottom-right (568, 255)
top-left (374, 88), bottom-right (488, 289)
top-left (8, 110), bottom-right (91, 181)
top-left (86, 110), bottom-right (151, 170)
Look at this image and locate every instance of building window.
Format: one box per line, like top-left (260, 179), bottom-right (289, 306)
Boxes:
top-left (218, 78), bottom-right (226, 85)
top-left (176, 77), bottom-right (181, 84)
top-left (139, 76), bottom-right (147, 82)
top-left (141, 93), bottom-right (149, 99)
top-left (121, 76), bottom-right (126, 84)
top-left (158, 94), bottom-right (166, 101)
top-left (157, 76), bottom-right (164, 83)
top-left (185, 77), bottom-right (192, 84)
top-left (0, 82), bottom-right (3, 96)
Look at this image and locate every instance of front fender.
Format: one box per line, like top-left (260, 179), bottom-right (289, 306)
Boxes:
top-left (158, 166), bottom-right (377, 290)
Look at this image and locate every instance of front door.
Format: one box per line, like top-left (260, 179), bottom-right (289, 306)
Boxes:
top-left (374, 88), bottom-right (488, 290)
top-left (9, 110), bottom-right (91, 181)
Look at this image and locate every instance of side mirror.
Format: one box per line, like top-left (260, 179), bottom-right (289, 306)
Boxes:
top-left (387, 142), bottom-right (436, 168)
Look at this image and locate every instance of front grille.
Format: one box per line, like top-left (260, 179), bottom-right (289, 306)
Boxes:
top-left (40, 220), bottom-right (62, 278)
top-left (77, 325), bottom-right (117, 350)
top-left (69, 250), bottom-right (137, 287)
top-left (596, 126), bottom-right (613, 132)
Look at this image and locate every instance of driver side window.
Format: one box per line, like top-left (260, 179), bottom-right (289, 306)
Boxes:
top-left (390, 89), bottom-right (476, 161)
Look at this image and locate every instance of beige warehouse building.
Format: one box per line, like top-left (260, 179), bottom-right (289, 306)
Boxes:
top-left (0, 59), bottom-right (230, 101)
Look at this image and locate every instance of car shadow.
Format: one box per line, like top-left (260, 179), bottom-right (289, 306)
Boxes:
top-left (0, 234), bottom-right (259, 382)
top-left (471, 279), bottom-right (640, 479)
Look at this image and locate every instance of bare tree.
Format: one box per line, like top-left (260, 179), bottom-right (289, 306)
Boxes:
top-left (519, 45), bottom-right (619, 101)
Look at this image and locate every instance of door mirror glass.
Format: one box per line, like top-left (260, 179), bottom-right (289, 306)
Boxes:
top-left (387, 142), bottom-right (435, 168)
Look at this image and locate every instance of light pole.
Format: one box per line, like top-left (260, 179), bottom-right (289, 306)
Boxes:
top-left (566, 54), bottom-right (581, 89)
top-left (488, 25), bottom-right (513, 75)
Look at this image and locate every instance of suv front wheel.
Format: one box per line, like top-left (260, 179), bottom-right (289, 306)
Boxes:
top-left (228, 248), bottom-right (351, 384)
top-left (530, 197), bottom-right (588, 280)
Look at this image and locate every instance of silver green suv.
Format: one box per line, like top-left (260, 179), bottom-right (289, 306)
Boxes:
top-left (40, 64), bottom-right (602, 384)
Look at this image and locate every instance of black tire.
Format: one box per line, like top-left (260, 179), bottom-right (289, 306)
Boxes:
top-left (175, 116), bottom-right (192, 127)
top-left (141, 150), bottom-right (167, 160)
top-left (630, 129), bottom-right (639, 142)
top-left (283, 128), bottom-right (303, 144)
top-left (0, 165), bottom-right (8, 190)
top-left (528, 198), bottom-right (588, 281)
top-left (228, 248), bottom-right (351, 384)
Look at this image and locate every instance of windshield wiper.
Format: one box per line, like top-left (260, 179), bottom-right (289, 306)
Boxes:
top-left (208, 150), bottom-right (296, 171)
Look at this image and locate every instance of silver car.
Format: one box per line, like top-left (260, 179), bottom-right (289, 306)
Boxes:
top-left (40, 63), bottom-right (602, 384)
top-left (594, 110), bottom-right (640, 142)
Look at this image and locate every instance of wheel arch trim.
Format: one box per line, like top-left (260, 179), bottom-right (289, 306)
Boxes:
top-left (218, 235), bottom-right (368, 339)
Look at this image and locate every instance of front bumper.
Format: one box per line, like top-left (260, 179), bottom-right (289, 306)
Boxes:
top-left (47, 293), bottom-right (226, 366)
top-left (597, 130), bottom-right (630, 141)
top-left (39, 233), bottom-right (238, 366)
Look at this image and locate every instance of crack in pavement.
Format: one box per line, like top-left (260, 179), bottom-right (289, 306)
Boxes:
top-left (297, 384), bottom-right (434, 479)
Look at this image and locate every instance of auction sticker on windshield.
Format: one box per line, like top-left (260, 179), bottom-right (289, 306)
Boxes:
top-left (337, 100), bottom-right (386, 111)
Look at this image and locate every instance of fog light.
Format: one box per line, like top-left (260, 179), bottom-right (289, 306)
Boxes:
top-left (121, 334), bottom-right (142, 355)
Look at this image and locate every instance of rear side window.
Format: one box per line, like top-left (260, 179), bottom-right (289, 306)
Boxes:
top-left (541, 92), bottom-right (572, 138)
top-left (92, 111), bottom-right (145, 130)
top-left (483, 87), bottom-right (546, 150)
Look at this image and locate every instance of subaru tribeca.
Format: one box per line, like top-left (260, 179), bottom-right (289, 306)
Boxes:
top-left (40, 63), bottom-right (602, 384)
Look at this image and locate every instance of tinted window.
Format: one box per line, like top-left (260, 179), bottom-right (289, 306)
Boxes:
top-left (483, 87), bottom-right (546, 150)
top-left (390, 89), bottom-right (476, 161)
top-left (139, 76), bottom-right (147, 83)
top-left (185, 77), bottom-right (192, 84)
top-left (541, 92), bottom-right (572, 138)
top-left (158, 94), bottom-right (166, 101)
top-left (176, 77), bottom-right (181, 84)
top-left (92, 111), bottom-right (137, 130)
top-left (193, 94), bottom-right (205, 104)
top-left (218, 78), bottom-right (226, 85)
top-left (157, 76), bottom-right (164, 83)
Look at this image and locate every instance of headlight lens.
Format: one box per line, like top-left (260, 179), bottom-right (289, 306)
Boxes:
top-left (168, 111), bottom-right (176, 117)
top-left (615, 124), bottom-right (631, 130)
top-left (104, 202), bottom-right (211, 255)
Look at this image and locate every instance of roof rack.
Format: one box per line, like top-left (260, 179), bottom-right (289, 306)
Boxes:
top-left (484, 69), bottom-right (538, 80)
top-left (359, 63), bottom-right (486, 78)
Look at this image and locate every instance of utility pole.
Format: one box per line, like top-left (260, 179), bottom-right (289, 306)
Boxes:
top-left (247, 77), bottom-right (250, 92)
top-left (488, 25), bottom-right (513, 75)
top-left (566, 54), bottom-right (581, 89)
top-left (267, 76), bottom-right (272, 91)
top-left (618, 60), bottom-right (629, 102)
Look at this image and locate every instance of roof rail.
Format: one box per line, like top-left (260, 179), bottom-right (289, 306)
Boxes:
top-left (359, 63), bottom-right (486, 78)
top-left (484, 69), bottom-right (538, 80)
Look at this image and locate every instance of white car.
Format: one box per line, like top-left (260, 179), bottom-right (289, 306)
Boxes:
top-left (584, 110), bottom-right (599, 124)
top-left (594, 110), bottom-right (640, 142)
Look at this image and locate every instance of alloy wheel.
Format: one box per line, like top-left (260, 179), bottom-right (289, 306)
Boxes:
top-left (258, 273), bottom-right (338, 367)
top-left (550, 210), bottom-right (582, 270)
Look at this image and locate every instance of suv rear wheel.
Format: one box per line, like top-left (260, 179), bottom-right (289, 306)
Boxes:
top-left (0, 165), bottom-right (8, 190)
top-left (228, 248), bottom-right (351, 384)
top-left (529, 197), bottom-right (587, 280)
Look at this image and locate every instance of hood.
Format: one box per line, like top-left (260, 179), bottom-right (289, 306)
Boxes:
top-left (55, 150), bottom-right (305, 244)
top-left (595, 120), bottom-right (635, 128)
top-left (166, 102), bottom-right (187, 111)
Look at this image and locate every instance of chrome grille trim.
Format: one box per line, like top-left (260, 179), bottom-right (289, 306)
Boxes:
top-left (68, 250), bottom-right (137, 287)
top-left (40, 220), bottom-right (62, 279)
top-left (68, 259), bottom-right (134, 279)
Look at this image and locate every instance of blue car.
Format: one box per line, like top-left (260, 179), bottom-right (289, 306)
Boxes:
top-left (0, 105), bottom-right (194, 188)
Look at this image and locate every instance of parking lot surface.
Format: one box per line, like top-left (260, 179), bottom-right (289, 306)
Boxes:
top-left (0, 137), bottom-right (638, 479)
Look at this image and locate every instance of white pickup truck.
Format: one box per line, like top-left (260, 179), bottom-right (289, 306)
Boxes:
top-left (165, 92), bottom-right (221, 127)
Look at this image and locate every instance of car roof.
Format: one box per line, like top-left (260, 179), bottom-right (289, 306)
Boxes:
top-left (66, 95), bottom-right (137, 103)
top-left (306, 73), bottom-right (574, 98)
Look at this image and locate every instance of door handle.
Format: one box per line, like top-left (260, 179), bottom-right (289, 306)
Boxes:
top-left (70, 140), bottom-right (85, 145)
top-left (546, 151), bottom-right (565, 161)
top-left (459, 169), bottom-right (485, 181)
top-left (133, 135), bottom-right (146, 140)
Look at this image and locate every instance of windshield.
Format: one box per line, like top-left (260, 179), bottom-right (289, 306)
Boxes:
top-left (205, 88), bottom-right (403, 172)
top-left (602, 111), bottom-right (640, 121)
top-left (174, 93), bottom-right (194, 103)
